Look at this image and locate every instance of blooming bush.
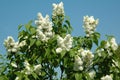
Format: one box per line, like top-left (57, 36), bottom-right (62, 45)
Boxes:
top-left (0, 2), bottom-right (120, 80)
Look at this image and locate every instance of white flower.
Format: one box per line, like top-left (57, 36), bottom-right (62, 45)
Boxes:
top-left (83, 15), bottom-right (99, 37)
top-left (35, 13), bottom-right (53, 42)
top-left (78, 66), bottom-right (83, 71)
top-left (15, 76), bottom-right (19, 80)
top-left (105, 41), bottom-right (110, 49)
top-left (101, 75), bottom-right (112, 80)
top-left (34, 64), bottom-right (42, 71)
top-left (81, 50), bottom-right (87, 58)
top-left (110, 38), bottom-right (118, 50)
top-left (75, 55), bottom-right (83, 65)
top-left (34, 64), bottom-right (42, 75)
top-left (24, 60), bottom-right (30, 66)
top-left (80, 49), bottom-right (94, 59)
top-left (4, 36), bottom-right (19, 53)
top-left (89, 70), bottom-right (96, 79)
top-left (78, 48), bottom-right (94, 70)
top-left (73, 55), bottom-right (83, 71)
top-left (11, 62), bottom-right (17, 68)
top-left (112, 59), bottom-right (119, 67)
top-left (57, 35), bottom-right (64, 47)
top-left (56, 34), bottom-right (73, 53)
top-left (24, 60), bottom-right (32, 75)
top-left (19, 40), bottom-right (26, 47)
top-left (35, 13), bottom-right (52, 31)
top-left (36, 30), bottom-right (47, 41)
top-left (56, 48), bottom-right (63, 53)
top-left (96, 48), bottom-right (104, 57)
top-left (52, 2), bottom-right (65, 18)
top-left (63, 34), bottom-right (73, 51)
top-left (105, 37), bottom-right (118, 51)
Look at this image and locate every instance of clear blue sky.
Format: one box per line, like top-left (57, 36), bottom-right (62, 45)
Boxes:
top-left (0, 0), bottom-right (120, 54)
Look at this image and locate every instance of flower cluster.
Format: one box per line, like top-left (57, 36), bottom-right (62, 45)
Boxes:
top-left (56, 34), bottom-right (73, 53)
top-left (34, 64), bottom-right (42, 75)
top-left (52, 2), bottom-right (65, 19)
top-left (35, 13), bottom-right (53, 42)
top-left (73, 55), bottom-right (83, 71)
top-left (23, 60), bottom-right (42, 75)
top-left (96, 37), bottom-right (118, 57)
top-left (96, 48), bottom-right (104, 57)
top-left (88, 70), bottom-right (96, 79)
top-left (14, 60), bottom-right (42, 79)
top-left (83, 15), bottom-right (99, 37)
top-left (105, 37), bottom-right (118, 51)
top-left (11, 62), bottom-right (17, 68)
top-left (101, 75), bottom-right (112, 80)
top-left (4, 36), bottom-right (26, 53)
top-left (15, 77), bottom-right (19, 80)
top-left (74, 48), bottom-right (94, 71)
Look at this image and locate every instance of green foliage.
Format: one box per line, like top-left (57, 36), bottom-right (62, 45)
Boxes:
top-left (0, 2), bottom-right (120, 80)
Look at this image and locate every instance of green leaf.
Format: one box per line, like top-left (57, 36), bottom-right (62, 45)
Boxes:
top-left (30, 27), bottom-right (36, 34)
top-left (92, 32), bottom-right (100, 46)
top-left (95, 32), bottom-right (100, 39)
top-left (65, 20), bottom-right (70, 27)
top-left (65, 20), bottom-right (73, 33)
top-left (84, 38), bottom-right (92, 49)
top-left (100, 40), bottom-right (106, 48)
top-left (18, 24), bottom-right (23, 30)
top-left (0, 66), bottom-right (6, 73)
top-left (36, 40), bottom-right (41, 47)
top-left (0, 76), bottom-right (8, 80)
top-left (45, 48), bottom-right (51, 58)
top-left (25, 76), bottom-right (29, 80)
top-left (25, 20), bottom-right (32, 31)
top-left (61, 51), bottom-right (66, 58)
top-left (32, 72), bottom-right (38, 79)
top-left (93, 35), bottom-right (99, 46)
top-left (30, 38), bottom-right (36, 46)
top-left (75, 73), bottom-right (82, 80)
top-left (63, 58), bottom-right (68, 67)
top-left (84, 73), bottom-right (91, 80)
top-left (69, 50), bottom-right (75, 57)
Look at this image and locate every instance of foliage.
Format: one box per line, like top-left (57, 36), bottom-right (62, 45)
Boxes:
top-left (0, 2), bottom-right (120, 80)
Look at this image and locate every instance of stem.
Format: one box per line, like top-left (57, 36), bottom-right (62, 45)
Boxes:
top-left (60, 64), bottom-right (64, 79)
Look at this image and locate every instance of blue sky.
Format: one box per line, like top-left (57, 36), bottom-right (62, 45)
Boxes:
top-left (0, 0), bottom-right (120, 54)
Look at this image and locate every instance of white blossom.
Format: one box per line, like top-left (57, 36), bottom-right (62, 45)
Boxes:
top-left (15, 76), bottom-right (19, 80)
top-left (73, 55), bottom-right (83, 71)
top-left (112, 59), bottom-right (119, 67)
top-left (11, 62), bottom-right (17, 68)
top-left (96, 48), bottom-right (104, 57)
top-left (24, 60), bottom-right (42, 75)
top-left (52, 2), bottom-right (65, 18)
top-left (56, 48), bottom-right (63, 53)
top-left (35, 13), bottom-right (52, 31)
top-left (4, 36), bottom-right (26, 53)
top-left (35, 13), bottom-right (53, 42)
top-left (34, 64), bottom-right (42, 75)
top-left (36, 30), bottom-right (47, 41)
top-left (101, 75), bottom-right (112, 80)
top-left (105, 41), bottom-right (110, 49)
top-left (79, 49), bottom-right (94, 59)
top-left (110, 38), bottom-right (118, 50)
top-left (4, 36), bottom-right (19, 53)
top-left (24, 60), bottom-right (32, 75)
top-left (89, 70), bottom-right (96, 79)
top-left (19, 40), bottom-right (26, 47)
top-left (83, 15), bottom-right (99, 37)
top-left (77, 48), bottom-right (94, 70)
top-left (105, 37), bottom-right (118, 51)
top-left (56, 34), bottom-right (73, 53)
